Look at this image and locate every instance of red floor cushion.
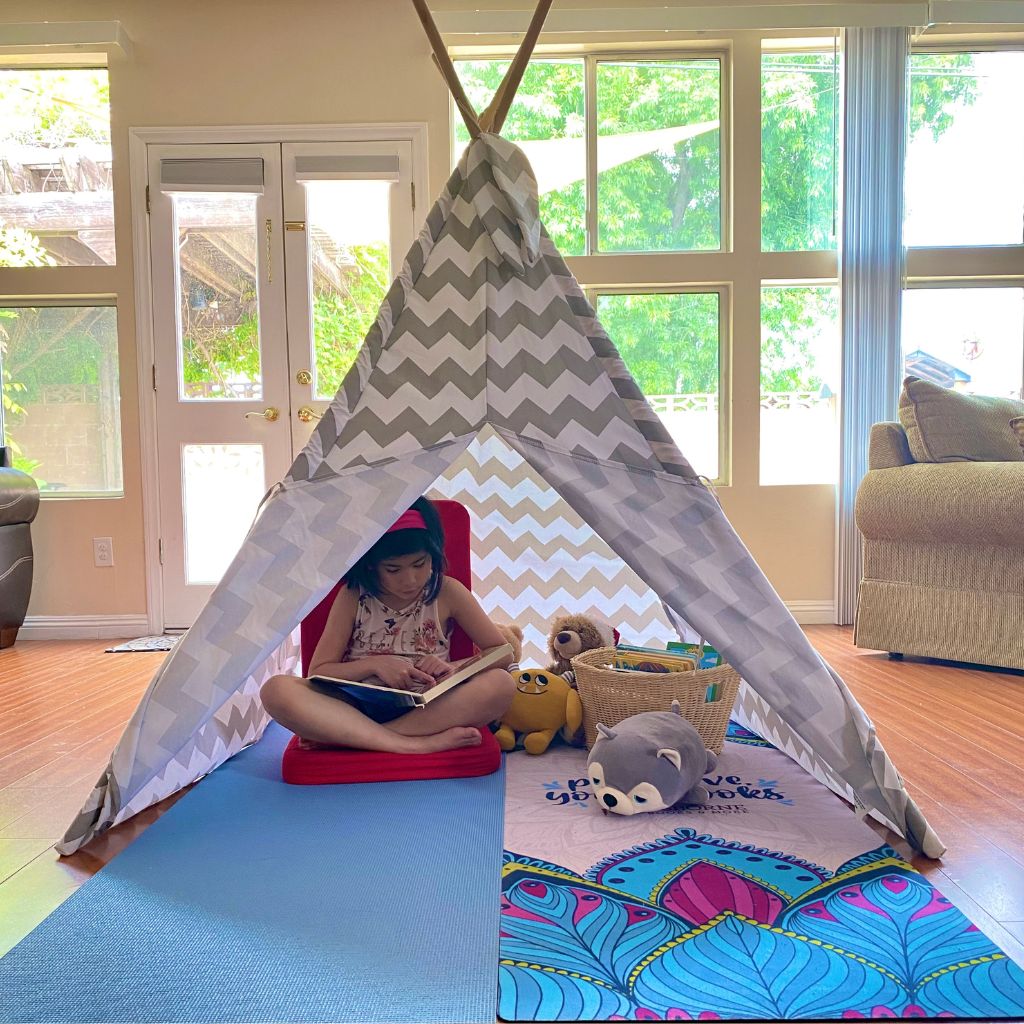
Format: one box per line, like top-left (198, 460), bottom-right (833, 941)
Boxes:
top-left (281, 728), bottom-right (502, 785)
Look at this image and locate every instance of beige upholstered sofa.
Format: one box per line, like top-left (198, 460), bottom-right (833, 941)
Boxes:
top-left (854, 379), bottom-right (1024, 671)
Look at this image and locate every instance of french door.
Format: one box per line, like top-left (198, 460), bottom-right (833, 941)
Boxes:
top-left (147, 138), bottom-right (415, 628)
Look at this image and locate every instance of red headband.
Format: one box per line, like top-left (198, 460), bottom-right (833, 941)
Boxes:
top-left (386, 509), bottom-right (427, 533)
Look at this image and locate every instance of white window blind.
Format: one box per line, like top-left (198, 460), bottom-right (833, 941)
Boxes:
top-left (159, 157), bottom-right (264, 193)
top-left (293, 154), bottom-right (400, 181)
top-left (836, 25), bottom-right (909, 624)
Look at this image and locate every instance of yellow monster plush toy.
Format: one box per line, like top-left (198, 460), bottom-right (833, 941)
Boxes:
top-left (494, 669), bottom-right (584, 755)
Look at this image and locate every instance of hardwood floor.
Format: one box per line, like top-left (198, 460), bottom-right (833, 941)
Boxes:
top-left (1, 629), bottom-right (1022, 966)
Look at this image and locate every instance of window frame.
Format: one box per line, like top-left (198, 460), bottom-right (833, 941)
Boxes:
top-left (453, 42), bottom-right (737, 483)
top-left (904, 41), bottom-right (1024, 400)
top-left (0, 294), bottom-right (123, 498)
top-left (452, 30), bottom-right (844, 490)
top-left (0, 57), bottom-right (121, 499)
top-left (758, 278), bottom-right (842, 486)
top-left (586, 49), bottom-right (731, 257)
top-left (588, 283), bottom-right (731, 482)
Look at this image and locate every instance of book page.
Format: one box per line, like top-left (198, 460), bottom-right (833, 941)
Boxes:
top-left (308, 643), bottom-right (512, 706)
top-left (421, 643), bottom-right (513, 703)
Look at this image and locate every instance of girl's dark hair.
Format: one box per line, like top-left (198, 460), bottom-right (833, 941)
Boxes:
top-left (346, 496), bottom-right (447, 602)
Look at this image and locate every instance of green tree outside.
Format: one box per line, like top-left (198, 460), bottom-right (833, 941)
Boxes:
top-left (455, 53), bottom-right (977, 397)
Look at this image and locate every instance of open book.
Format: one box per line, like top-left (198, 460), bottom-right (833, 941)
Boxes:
top-left (309, 643), bottom-right (513, 721)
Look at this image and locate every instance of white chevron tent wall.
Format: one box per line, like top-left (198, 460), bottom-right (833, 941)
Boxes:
top-left (58, 128), bottom-right (943, 859)
top-left (430, 426), bottom-right (678, 664)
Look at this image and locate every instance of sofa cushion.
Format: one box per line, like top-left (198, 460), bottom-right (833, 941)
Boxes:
top-left (898, 376), bottom-right (1024, 463)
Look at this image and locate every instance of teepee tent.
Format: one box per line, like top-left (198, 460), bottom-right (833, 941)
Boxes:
top-left (59, 0), bottom-right (943, 859)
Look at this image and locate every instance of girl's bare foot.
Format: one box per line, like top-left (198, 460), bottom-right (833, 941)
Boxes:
top-left (402, 726), bottom-right (482, 754)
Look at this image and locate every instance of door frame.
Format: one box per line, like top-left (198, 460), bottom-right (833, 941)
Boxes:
top-left (128, 123), bottom-right (429, 633)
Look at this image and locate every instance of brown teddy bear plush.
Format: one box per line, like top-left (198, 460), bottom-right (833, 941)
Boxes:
top-left (547, 613), bottom-right (617, 685)
top-left (492, 622), bottom-right (523, 670)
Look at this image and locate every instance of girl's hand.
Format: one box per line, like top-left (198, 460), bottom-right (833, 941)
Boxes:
top-left (414, 654), bottom-right (452, 680)
top-left (371, 656), bottom-right (436, 692)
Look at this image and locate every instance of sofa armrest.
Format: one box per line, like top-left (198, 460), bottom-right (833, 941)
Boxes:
top-left (869, 422), bottom-right (914, 470)
top-left (0, 467), bottom-right (40, 527)
top-left (856, 461), bottom-right (1024, 547)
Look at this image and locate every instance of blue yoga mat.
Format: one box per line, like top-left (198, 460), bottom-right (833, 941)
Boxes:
top-left (0, 723), bottom-right (505, 1023)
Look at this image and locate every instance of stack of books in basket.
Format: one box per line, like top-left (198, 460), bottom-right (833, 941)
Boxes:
top-left (612, 641), bottom-right (724, 701)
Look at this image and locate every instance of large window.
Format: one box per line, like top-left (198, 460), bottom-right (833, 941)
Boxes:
top-left (904, 49), bottom-right (1024, 401)
top-left (761, 49), bottom-right (839, 252)
top-left (0, 69), bottom-right (114, 267)
top-left (0, 304), bottom-right (122, 494)
top-left (758, 45), bottom-right (841, 486)
top-left (0, 64), bottom-right (121, 496)
top-left (454, 37), bottom-right (1023, 495)
top-left (456, 52), bottom-right (729, 478)
top-left (903, 287), bottom-right (1024, 399)
top-left (455, 55), bottom-right (724, 256)
top-left (596, 59), bottom-right (722, 253)
top-left (597, 290), bottom-right (724, 480)
top-left (905, 51), bottom-right (1024, 248)
top-left (760, 286), bottom-right (839, 485)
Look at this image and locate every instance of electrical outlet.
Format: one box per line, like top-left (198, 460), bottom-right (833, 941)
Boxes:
top-left (94, 537), bottom-right (114, 567)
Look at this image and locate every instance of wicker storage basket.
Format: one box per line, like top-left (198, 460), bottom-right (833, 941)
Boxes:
top-left (572, 646), bottom-right (741, 754)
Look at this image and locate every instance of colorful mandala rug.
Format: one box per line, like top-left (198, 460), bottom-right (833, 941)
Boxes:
top-left (500, 723), bottom-right (1024, 1021)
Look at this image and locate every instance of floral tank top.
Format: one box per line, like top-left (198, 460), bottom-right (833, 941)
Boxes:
top-left (344, 587), bottom-right (451, 664)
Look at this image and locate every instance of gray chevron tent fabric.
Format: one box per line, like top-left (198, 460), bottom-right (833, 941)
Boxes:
top-left (59, 132), bottom-right (943, 859)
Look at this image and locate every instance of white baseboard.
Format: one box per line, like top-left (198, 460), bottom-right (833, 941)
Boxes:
top-left (20, 614), bottom-right (151, 640)
top-left (786, 600), bottom-right (836, 624)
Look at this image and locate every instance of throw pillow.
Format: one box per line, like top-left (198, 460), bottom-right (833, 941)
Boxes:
top-left (1012, 416), bottom-right (1024, 455)
top-left (898, 376), bottom-right (1024, 463)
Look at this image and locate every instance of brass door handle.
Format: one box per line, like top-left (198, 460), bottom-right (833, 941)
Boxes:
top-left (244, 407), bottom-right (280, 422)
top-left (297, 406), bottom-right (322, 423)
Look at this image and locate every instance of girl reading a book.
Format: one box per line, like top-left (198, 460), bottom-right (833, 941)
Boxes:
top-left (260, 497), bottom-right (516, 754)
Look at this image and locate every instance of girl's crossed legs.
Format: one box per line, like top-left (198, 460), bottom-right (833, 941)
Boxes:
top-left (260, 669), bottom-right (516, 754)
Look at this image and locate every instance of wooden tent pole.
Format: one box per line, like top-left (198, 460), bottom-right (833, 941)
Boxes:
top-left (410, 0), bottom-right (482, 139)
top-left (480, 0), bottom-right (554, 134)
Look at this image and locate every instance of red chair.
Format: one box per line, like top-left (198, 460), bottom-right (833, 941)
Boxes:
top-left (282, 498), bottom-right (501, 784)
top-left (299, 498), bottom-right (475, 674)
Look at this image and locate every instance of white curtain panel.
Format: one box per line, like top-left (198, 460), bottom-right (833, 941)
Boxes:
top-left (836, 26), bottom-right (909, 624)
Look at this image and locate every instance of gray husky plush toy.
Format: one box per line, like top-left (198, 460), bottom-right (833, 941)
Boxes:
top-left (587, 702), bottom-right (717, 815)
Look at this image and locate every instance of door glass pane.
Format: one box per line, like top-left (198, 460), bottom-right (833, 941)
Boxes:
top-left (905, 51), bottom-right (1024, 247)
top-left (182, 443), bottom-right (265, 585)
top-left (597, 291), bottom-right (721, 479)
top-left (175, 193), bottom-right (261, 400)
top-left (760, 286), bottom-right (840, 485)
top-left (304, 179), bottom-right (391, 400)
top-left (0, 69), bottom-right (114, 266)
top-left (761, 50), bottom-right (839, 252)
top-left (596, 59), bottom-right (721, 253)
top-left (0, 305), bottom-right (122, 494)
top-left (455, 59), bottom-right (586, 256)
top-left (902, 288), bottom-right (1024, 399)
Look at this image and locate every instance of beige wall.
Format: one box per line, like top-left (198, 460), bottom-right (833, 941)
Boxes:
top-left (6, 0), bottom-right (837, 624)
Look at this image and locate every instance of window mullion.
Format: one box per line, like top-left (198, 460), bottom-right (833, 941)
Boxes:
top-left (584, 54), bottom-right (598, 256)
